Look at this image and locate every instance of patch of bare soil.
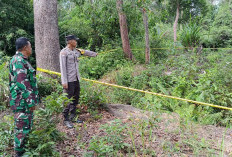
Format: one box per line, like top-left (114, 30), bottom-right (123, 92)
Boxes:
top-left (56, 110), bottom-right (115, 157)
top-left (56, 104), bottom-right (232, 157)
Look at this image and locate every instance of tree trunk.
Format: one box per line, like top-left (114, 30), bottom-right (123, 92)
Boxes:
top-left (141, 8), bottom-right (150, 64)
top-left (116, 0), bottom-right (133, 60)
top-left (173, 2), bottom-right (180, 44)
top-left (34, 0), bottom-right (60, 73)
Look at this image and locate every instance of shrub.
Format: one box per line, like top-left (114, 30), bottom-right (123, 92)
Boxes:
top-left (180, 20), bottom-right (201, 49)
top-left (93, 49), bottom-right (232, 126)
top-left (0, 115), bottom-right (14, 156)
top-left (79, 81), bottom-right (106, 111)
top-left (87, 119), bottom-right (129, 156)
top-left (24, 92), bottom-right (70, 156)
top-left (79, 50), bottom-right (128, 79)
top-left (37, 75), bottom-right (63, 98)
top-left (0, 61), bottom-right (10, 111)
top-left (201, 1), bottom-right (232, 48)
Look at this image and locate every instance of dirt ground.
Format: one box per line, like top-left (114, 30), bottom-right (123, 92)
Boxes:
top-left (56, 104), bottom-right (232, 157)
top-left (56, 110), bottom-right (116, 157)
top-left (1, 104), bottom-right (232, 157)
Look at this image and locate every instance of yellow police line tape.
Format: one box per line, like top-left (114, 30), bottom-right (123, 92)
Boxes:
top-left (37, 67), bottom-right (232, 111)
top-left (78, 47), bottom-right (232, 59)
top-left (102, 47), bottom-right (232, 52)
top-left (132, 47), bottom-right (232, 51)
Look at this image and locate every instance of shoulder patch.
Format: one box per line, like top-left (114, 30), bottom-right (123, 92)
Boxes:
top-left (77, 48), bottom-right (85, 55)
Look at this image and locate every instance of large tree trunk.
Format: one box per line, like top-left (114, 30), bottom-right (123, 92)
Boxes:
top-left (141, 8), bottom-right (150, 64)
top-left (173, 2), bottom-right (180, 44)
top-left (116, 0), bottom-right (133, 60)
top-left (34, 0), bottom-right (60, 73)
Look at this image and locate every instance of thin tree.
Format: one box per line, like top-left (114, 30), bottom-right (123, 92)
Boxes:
top-left (173, 0), bottom-right (180, 44)
top-left (116, 0), bottom-right (133, 60)
top-left (141, 8), bottom-right (150, 64)
top-left (170, 0), bottom-right (208, 44)
top-left (34, 0), bottom-right (60, 72)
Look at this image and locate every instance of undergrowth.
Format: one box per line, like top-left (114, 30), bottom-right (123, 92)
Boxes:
top-left (81, 49), bottom-right (232, 127)
top-left (0, 48), bottom-right (231, 156)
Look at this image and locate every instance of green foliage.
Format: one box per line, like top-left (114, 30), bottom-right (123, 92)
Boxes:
top-left (2, 1), bottom-right (232, 155)
top-left (24, 134), bottom-right (60, 157)
top-left (37, 74), bottom-right (63, 98)
top-left (147, 50), bottom-right (232, 125)
top-left (0, 115), bottom-right (14, 156)
top-left (167, 0), bottom-right (208, 24)
top-left (115, 66), bottom-right (134, 87)
top-left (87, 119), bottom-right (129, 156)
top-left (180, 20), bottom-right (201, 48)
top-left (24, 92), bottom-right (70, 156)
top-left (0, 0), bottom-right (34, 55)
top-left (59, 0), bottom-right (121, 50)
top-left (37, 92), bottom-right (70, 120)
top-left (0, 61), bottom-right (10, 111)
top-left (150, 23), bottom-right (173, 47)
top-left (58, 0), bottom-right (147, 50)
top-left (85, 49), bottom-right (232, 126)
top-left (201, 1), bottom-right (232, 48)
top-left (80, 82), bottom-right (106, 111)
top-left (0, 51), bottom-right (9, 64)
top-left (79, 50), bottom-right (128, 79)
top-left (182, 133), bottom-right (215, 155)
top-left (0, 69), bottom-right (70, 156)
top-left (86, 117), bottom-right (160, 156)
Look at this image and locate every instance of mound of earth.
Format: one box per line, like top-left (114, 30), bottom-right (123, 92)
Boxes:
top-left (56, 104), bottom-right (232, 156)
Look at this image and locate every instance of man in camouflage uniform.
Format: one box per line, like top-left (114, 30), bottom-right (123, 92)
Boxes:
top-left (60, 35), bottom-right (97, 128)
top-left (9, 37), bottom-right (39, 157)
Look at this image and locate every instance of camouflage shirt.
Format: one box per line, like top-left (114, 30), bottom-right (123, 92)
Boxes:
top-left (9, 51), bottom-right (39, 112)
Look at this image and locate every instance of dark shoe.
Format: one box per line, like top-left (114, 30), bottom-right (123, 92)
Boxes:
top-left (75, 119), bottom-right (83, 123)
top-left (69, 113), bottom-right (76, 121)
top-left (15, 151), bottom-right (24, 157)
top-left (64, 121), bottom-right (74, 129)
top-left (70, 114), bottom-right (83, 123)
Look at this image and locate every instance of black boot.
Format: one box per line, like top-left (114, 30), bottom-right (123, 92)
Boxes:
top-left (70, 113), bottom-right (83, 123)
top-left (69, 113), bottom-right (76, 121)
top-left (63, 112), bottom-right (69, 122)
top-left (63, 113), bottom-right (74, 129)
top-left (75, 119), bottom-right (83, 123)
top-left (63, 120), bottom-right (74, 129)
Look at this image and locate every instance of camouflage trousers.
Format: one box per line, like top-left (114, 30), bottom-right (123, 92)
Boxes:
top-left (14, 111), bottom-right (33, 152)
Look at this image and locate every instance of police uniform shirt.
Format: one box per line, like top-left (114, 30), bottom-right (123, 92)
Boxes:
top-left (60, 47), bottom-right (97, 85)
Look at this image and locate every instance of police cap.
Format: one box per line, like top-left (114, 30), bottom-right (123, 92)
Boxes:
top-left (65, 35), bottom-right (79, 41)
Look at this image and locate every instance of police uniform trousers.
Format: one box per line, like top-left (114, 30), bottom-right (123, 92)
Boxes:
top-left (14, 111), bottom-right (33, 153)
top-left (63, 80), bottom-right (80, 121)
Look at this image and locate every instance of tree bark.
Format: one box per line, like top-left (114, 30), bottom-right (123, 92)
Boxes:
top-left (173, 2), bottom-right (180, 44)
top-left (34, 0), bottom-right (60, 73)
top-left (141, 8), bottom-right (150, 64)
top-left (116, 0), bottom-right (133, 60)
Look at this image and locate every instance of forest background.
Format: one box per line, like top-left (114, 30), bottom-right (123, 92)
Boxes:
top-left (0, 0), bottom-right (232, 156)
